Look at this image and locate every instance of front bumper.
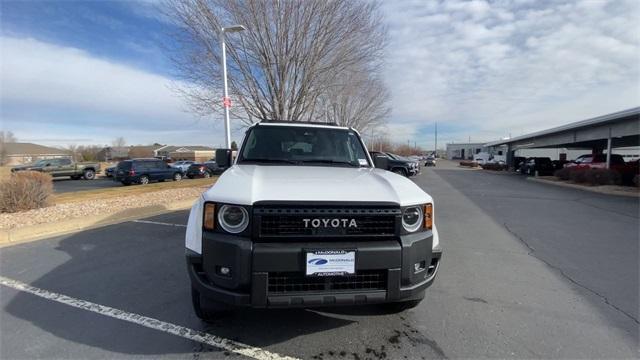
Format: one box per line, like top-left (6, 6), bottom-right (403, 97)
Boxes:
top-left (186, 231), bottom-right (442, 308)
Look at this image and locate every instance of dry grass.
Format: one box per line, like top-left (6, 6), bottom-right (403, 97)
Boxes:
top-left (53, 177), bottom-right (217, 204)
top-left (0, 167), bottom-right (11, 180)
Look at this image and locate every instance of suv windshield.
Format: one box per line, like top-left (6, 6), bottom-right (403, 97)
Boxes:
top-left (238, 125), bottom-right (370, 167)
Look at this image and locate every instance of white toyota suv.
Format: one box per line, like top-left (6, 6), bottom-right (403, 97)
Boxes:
top-left (185, 121), bottom-right (442, 320)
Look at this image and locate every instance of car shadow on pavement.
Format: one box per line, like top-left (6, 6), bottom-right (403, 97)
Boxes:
top-left (2, 211), bottom-right (358, 357)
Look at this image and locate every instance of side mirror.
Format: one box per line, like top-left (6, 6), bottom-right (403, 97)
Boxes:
top-left (373, 155), bottom-right (388, 170)
top-left (215, 148), bottom-right (232, 168)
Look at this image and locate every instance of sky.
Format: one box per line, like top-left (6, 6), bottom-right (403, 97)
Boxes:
top-left (1, 0), bottom-right (638, 149)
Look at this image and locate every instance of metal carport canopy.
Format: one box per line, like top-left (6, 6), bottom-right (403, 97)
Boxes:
top-left (486, 107), bottom-right (640, 151)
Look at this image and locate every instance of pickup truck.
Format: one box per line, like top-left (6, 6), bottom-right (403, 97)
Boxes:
top-left (185, 121), bottom-right (441, 320)
top-left (368, 151), bottom-right (414, 177)
top-left (11, 158), bottom-right (100, 180)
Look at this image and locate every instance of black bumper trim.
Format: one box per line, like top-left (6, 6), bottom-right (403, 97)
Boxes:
top-left (186, 234), bottom-right (442, 308)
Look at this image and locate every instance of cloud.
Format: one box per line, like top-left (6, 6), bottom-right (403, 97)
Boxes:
top-left (381, 0), bottom-right (640, 148)
top-left (0, 36), bottom-right (230, 146)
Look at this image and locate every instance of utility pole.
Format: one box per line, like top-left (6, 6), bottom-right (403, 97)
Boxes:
top-left (435, 122), bottom-right (438, 155)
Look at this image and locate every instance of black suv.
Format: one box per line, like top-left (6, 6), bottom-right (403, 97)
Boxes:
top-left (520, 157), bottom-right (555, 176)
top-left (115, 158), bottom-right (183, 185)
top-left (369, 151), bottom-right (412, 177)
top-left (186, 161), bottom-right (225, 178)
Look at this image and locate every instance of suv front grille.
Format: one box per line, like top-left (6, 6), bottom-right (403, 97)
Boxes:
top-left (267, 270), bottom-right (387, 294)
top-left (254, 206), bottom-right (399, 239)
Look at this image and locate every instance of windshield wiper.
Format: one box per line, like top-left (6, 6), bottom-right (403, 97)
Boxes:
top-left (299, 159), bottom-right (360, 167)
top-left (240, 158), bottom-right (299, 165)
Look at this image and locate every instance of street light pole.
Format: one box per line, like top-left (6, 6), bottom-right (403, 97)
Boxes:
top-left (220, 25), bottom-right (246, 149)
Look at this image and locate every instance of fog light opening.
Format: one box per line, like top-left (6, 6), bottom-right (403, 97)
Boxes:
top-left (216, 266), bottom-right (232, 277)
top-left (414, 260), bottom-right (426, 274)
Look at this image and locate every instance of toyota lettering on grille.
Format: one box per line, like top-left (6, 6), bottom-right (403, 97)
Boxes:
top-left (302, 218), bottom-right (358, 228)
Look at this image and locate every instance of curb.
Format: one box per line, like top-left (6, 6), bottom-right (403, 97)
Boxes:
top-left (527, 177), bottom-right (640, 198)
top-left (0, 198), bottom-right (197, 247)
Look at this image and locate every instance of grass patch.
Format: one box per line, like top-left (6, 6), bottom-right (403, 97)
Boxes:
top-left (53, 177), bottom-right (217, 204)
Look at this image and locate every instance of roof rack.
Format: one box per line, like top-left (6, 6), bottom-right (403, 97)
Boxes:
top-left (258, 119), bottom-right (341, 127)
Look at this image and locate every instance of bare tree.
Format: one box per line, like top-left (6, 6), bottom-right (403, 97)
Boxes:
top-left (111, 137), bottom-right (126, 148)
top-left (164, 0), bottom-right (389, 131)
top-left (317, 69), bottom-right (390, 133)
top-left (0, 131), bottom-right (17, 166)
top-left (76, 145), bottom-right (102, 162)
top-left (66, 144), bottom-right (78, 162)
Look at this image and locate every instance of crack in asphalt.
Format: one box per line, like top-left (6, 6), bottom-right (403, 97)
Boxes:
top-left (503, 222), bottom-right (639, 325)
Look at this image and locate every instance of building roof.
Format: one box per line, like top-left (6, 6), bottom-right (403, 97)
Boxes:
top-left (485, 107), bottom-right (640, 147)
top-left (129, 145), bottom-right (165, 152)
top-left (160, 145), bottom-right (215, 152)
top-left (3, 142), bottom-right (70, 156)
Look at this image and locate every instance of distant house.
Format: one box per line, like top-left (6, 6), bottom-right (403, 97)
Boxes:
top-left (96, 147), bottom-right (130, 162)
top-left (1, 142), bottom-right (71, 166)
top-left (129, 145), bottom-right (165, 159)
top-left (155, 145), bottom-right (215, 162)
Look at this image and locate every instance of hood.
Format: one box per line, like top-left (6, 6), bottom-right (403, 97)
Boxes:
top-left (202, 165), bottom-right (432, 206)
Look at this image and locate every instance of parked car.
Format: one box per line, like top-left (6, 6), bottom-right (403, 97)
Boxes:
top-left (185, 161), bottom-right (224, 178)
top-left (521, 157), bottom-right (555, 176)
top-left (369, 151), bottom-right (412, 177)
top-left (185, 121), bottom-right (441, 320)
top-left (424, 156), bottom-right (436, 167)
top-left (11, 158), bottom-right (100, 180)
top-left (566, 154), bottom-right (638, 183)
top-left (387, 153), bottom-right (420, 176)
top-left (104, 166), bottom-right (116, 178)
top-left (565, 154), bottom-right (625, 170)
top-left (514, 157), bottom-right (527, 172)
top-left (114, 158), bottom-right (183, 185)
top-left (172, 160), bottom-right (196, 172)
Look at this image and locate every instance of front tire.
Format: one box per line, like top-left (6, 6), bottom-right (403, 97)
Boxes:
top-left (392, 168), bottom-right (407, 177)
top-left (191, 288), bottom-right (228, 322)
top-left (83, 169), bottom-right (96, 180)
top-left (139, 175), bottom-right (149, 185)
top-left (203, 172), bottom-right (211, 178)
top-left (173, 173), bottom-right (182, 181)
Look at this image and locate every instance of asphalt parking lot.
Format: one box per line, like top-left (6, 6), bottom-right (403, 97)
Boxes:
top-left (1, 162), bottom-right (638, 359)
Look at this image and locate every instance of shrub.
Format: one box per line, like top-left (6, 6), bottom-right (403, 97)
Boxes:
top-left (459, 160), bottom-right (478, 167)
top-left (569, 168), bottom-right (588, 183)
top-left (481, 163), bottom-right (507, 171)
top-left (0, 171), bottom-right (53, 213)
top-left (584, 168), bottom-right (621, 186)
top-left (555, 167), bottom-right (621, 186)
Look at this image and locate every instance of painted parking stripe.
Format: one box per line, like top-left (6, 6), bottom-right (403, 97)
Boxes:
top-left (0, 276), bottom-right (299, 360)
top-left (131, 220), bottom-right (187, 227)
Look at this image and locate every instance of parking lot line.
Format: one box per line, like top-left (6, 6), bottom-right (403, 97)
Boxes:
top-left (0, 276), bottom-right (299, 360)
top-left (131, 220), bottom-right (187, 227)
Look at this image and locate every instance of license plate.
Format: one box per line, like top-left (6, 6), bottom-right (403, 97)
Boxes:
top-left (306, 250), bottom-right (355, 276)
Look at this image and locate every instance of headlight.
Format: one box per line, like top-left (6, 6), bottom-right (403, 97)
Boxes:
top-left (402, 206), bottom-right (424, 232)
top-left (217, 205), bottom-right (249, 233)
